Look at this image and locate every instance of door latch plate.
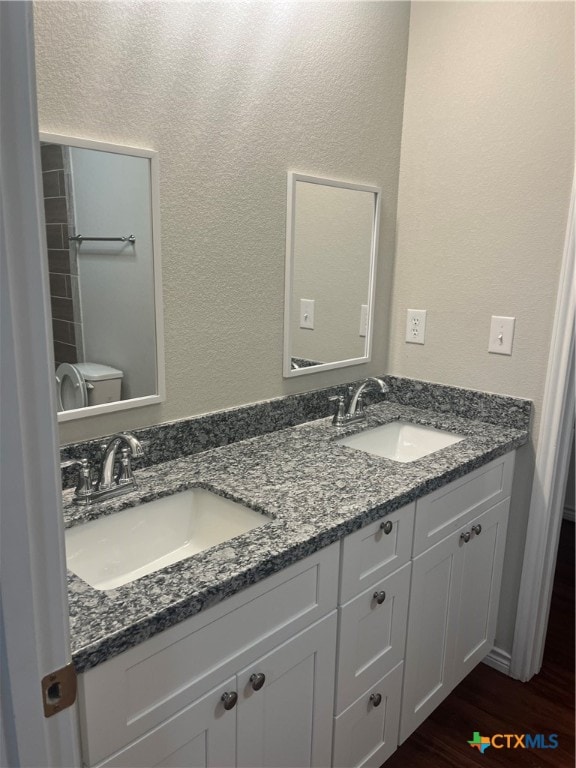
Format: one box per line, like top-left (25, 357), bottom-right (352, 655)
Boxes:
top-left (41, 663), bottom-right (77, 717)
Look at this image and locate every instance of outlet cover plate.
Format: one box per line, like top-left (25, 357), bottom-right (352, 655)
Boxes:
top-left (406, 309), bottom-right (427, 344)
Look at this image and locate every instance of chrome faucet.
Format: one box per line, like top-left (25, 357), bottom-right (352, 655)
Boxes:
top-left (61, 432), bottom-right (144, 505)
top-left (329, 377), bottom-right (388, 426)
top-left (98, 432), bottom-right (145, 492)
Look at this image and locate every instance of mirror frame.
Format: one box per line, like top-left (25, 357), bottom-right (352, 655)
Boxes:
top-left (283, 171), bottom-right (380, 377)
top-left (40, 132), bottom-right (165, 421)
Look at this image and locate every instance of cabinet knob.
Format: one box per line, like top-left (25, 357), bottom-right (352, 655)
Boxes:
top-left (472, 524), bottom-right (482, 536)
top-left (249, 672), bottom-right (266, 691)
top-left (369, 693), bottom-right (382, 707)
top-left (373, 591), bottom-right (386, 605)
top-left (380, 520), bottom-right (393, 535)
top-left (460, 531), bottom-right (471, 543)
top-left (221, 691), bottom-right (238, 710)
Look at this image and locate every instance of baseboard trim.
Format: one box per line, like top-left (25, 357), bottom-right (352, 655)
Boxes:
top-left (563, 505), bottom-right (575, 523)
top-left (483, 646), bottom-right (512, 676)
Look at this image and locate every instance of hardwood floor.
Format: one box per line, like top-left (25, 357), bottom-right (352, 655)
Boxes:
top-left (384, 520), bottom-right (575, 768)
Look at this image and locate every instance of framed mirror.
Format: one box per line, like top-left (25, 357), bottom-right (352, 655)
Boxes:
top-left (283, 172), bottom-right (380, 377)
top-left (39, 133), bottom-right (165, 421)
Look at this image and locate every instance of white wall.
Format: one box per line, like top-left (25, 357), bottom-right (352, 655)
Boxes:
top-left (391, 0), bottom-right (573, 428)
top-left (33, 0), bottom-right (411, 443)
top-left (391, 0), bottom-right (574, 652)
top-left (70, 147), bottom-right (156, 399)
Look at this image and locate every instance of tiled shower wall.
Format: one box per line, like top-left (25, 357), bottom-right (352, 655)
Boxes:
top-left (41, 142), bottom-right (83, 366)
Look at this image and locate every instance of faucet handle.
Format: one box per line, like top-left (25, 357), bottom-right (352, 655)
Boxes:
top-left (116, 447), bottom-right (136, 487)
top-left (329, 395), bottom-right (347, 426)
top-left (75, 458), bottom-right (95, 499)
top-left (61, 458), bottom-right (94, 500)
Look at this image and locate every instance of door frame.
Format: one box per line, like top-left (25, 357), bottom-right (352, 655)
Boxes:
top-left (0, 2), bottom-right (81, 764)
top-left (510, 181), bottom-right (575, 681)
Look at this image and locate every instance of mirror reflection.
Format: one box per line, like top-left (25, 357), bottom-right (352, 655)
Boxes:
top-left (39, 134), bottom-right (164, 421)
top-left (283, 173), bottom-right (380, 377)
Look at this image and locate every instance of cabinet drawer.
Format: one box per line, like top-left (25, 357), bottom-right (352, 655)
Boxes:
top-left (332, 662), bottom-right (403, 768)
top-left (335, 563), bottom-right (410, 714)
top-left (78, 544), bottom-right (339, 766)
top-left (339, 503), bottom-right (415, 603)
top-left (412, 453), bottom-right (514, 556)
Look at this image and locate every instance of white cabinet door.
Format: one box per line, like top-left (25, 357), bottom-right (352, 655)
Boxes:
top-left (98, 677), bottom-right (237, 768)
top-left (399, 531), bottom-right (461, 743)
top-left (78, 545), bottom-right (339, 766)
top-left (401, 498), bottom-right (510, 744)
top-left (236, 613), bottom-right (337, 768)
top-left (332, 662), bottom-right (403, 768)
top-left (451, 499), bottom-right (509, 686)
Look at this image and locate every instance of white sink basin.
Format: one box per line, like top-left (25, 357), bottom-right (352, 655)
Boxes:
top-left (336, 420), bottom-right (464, 463)
top-left (65, 489), bottom-right (270, 591)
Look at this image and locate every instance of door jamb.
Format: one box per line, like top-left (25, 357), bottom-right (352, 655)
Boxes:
top-left (510, 181), bottom-right (575, 681)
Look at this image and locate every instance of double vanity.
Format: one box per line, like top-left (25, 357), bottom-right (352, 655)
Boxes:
top-left (61, 379), bottom-right (530, 768)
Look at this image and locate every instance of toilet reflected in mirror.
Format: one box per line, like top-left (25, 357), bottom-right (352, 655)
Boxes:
top-left (55, 363), bottom-right (123, 412)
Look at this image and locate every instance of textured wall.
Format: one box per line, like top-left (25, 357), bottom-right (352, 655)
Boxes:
top-left (391, 1), bottom-right (574, 653)
top-left (391, 0), bottom-right (573, 429)
top-left (33, 0), bottom-right (410, 443)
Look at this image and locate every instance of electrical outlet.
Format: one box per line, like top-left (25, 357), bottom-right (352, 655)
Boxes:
top-left (406, 309), bottom-right (427, 344)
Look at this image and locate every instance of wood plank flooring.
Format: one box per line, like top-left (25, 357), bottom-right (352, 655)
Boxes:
top-left (383, 520), bottom-right (575, 767)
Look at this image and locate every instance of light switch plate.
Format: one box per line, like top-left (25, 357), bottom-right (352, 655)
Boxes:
top-left (488, 316), bottom-right (515, 355)
top-left (359, 304), bottom-right (368, 337)
top-left (300, 298), bottom-right (315, 330)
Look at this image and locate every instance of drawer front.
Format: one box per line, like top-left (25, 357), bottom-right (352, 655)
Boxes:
top-left (412, 452), bottom-right (514, 557)
top-left (332, 662), bottom-right (403, 768)
top-left (79, 544), bottom-right (339, 766)
top-left (339, 503), bottom-right (415, 603)
top-left (335, 563), bottom-right (411, 714)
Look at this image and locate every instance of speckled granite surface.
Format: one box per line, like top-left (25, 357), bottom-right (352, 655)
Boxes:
top-left (64, 399), bottom-right (530, 673)
top-left (60, 375), bottom-right (531, 489)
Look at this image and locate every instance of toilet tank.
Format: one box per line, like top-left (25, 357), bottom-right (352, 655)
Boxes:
top-left (76, 363), bottom-right (123, 406)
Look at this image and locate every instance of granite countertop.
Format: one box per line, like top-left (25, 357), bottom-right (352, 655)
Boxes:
top-left (64, 402), bottom-right (529, 672)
